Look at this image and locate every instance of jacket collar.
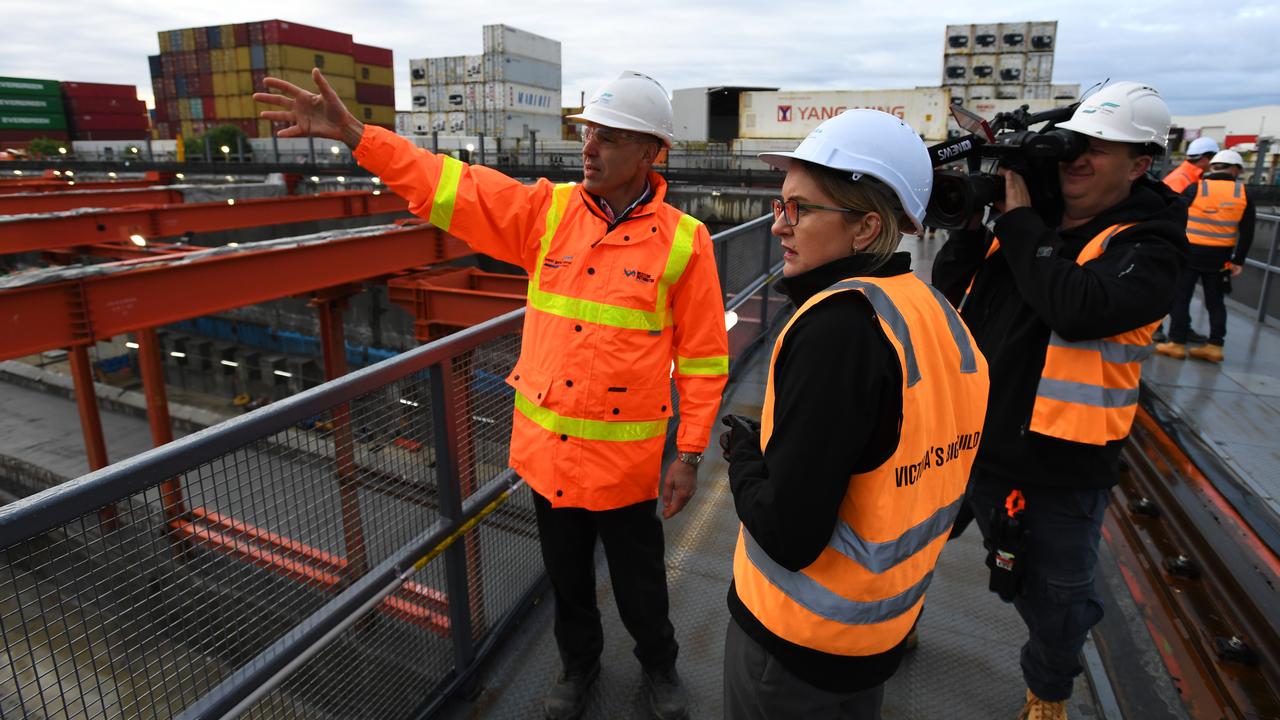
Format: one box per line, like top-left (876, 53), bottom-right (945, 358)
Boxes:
top-left (775, 252), bottom-right (913, 308)
top-left (578, 171), bottom-right (669, 226)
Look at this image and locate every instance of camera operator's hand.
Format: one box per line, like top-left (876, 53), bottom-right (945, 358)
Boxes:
top-left (994, 168), bottom-right (1031, 215)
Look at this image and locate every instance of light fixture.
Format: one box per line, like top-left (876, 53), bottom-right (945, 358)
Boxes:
top-left (175, 172), bottom-right (185, 180)
top-left (129, 146), bottom-right (139, 154)
top-left (67, 180), bottom-right (76, 186)
top-left (58, 147), bottom-right (67, 154)
top-left (125, 341), bottom-right (140, 349)
top-left (170, 351), bottom-right (186, 358)
top-left (129, 234), bottom-right (147, 247)
top-left (12, 169), bottom-right (22, 176)
top-left (220, 360), bottom-right (239, 368)
top-left (372, 189), bottom-right (381, 196)
top-left (220, 145), bottom-right (230, 154)
top-left (465, 143), bottom-right (475, 152)
top-left (371, 177), bottom-right (381, 184)
top-left (108, 171), bottom-right (117, 178)
top-left (399, 398), bottom-right (420, 407)
top-left (330, 145), bottom-right (341, 155)
top-left (225, 175), bottom-right (234, 182)
top-left (310, 175), bottom-right (320, 182)
top-left (64, 170), bottom-right (74, 176)
top-left (227, 198), bottom-right (236, 206)
top-left (52, 170), bottom-right (61, 176)
top-left (227, 242), bottom-right (239, 247)
top-left (273, 369), bottom-right (293, 378)
top-left (724, 310), bottom-right (739, 331)
top-left (336, 176), bottom-right (346, 183)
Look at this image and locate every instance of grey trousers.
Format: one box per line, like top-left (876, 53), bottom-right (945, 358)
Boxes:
top-left (723, 618), bottom-right (885, 720)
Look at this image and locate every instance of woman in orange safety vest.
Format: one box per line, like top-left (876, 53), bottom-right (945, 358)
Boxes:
top-left (719, 109), bottom-right (989, 719)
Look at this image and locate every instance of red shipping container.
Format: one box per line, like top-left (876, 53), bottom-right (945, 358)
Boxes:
top-left (154, 103), bottom-right (168, 122)
top-left (167, 99), bottom-right (180, 120)
top-left (72, 114), bottom-right (151, 131)
top-left (356, 83), bottom-right (394, 105)
top-left (353, 43), bottom-right (393, 67)
top-left (234, 23), bottom-right (249, 46)
top-left (155, 121), bottom-right (170, 138)
top-left (67, 96), bottom-right (147, 115)
top-left (251, 70), bottom-right (268, 92)
top-left (260, 19), bottom-right (353, 54)
top-left (203, 97), bottom-right (216, 119)
top-left (235, 118), bottom-right (256, 136)
top-left (61, 81), bottom-right (139, 100)
top-left (164, 77), bottom-right (177, 97)
top-left (72, 130), bottom-right (150, 141)
top-left (195, 27), bottom-right (209, 51)
top-left (0, 130), bottom-right (70, 142)
top-left (196, 75), bottom-right (213, 96)
top-left (196, 51), bottom-right (211, 76)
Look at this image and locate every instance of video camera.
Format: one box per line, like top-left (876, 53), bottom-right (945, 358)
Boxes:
top-left (923, 102), bottom-right (1085, 230)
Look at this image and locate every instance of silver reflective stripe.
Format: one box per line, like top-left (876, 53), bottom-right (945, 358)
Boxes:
top-left (1188, 228), bottom-right (1239, 239)
top-left (927, 286), bottom-right (978, 374)
top-left (1096, 225), bottom-right (1128, 252)
top-left (743, 530), bottom-right (933, 625)
top-left (827, 280), bottom-right (921, 387)
top-left (1190, 216), bottom-right (1241, 227)
top-left (1200, 180), bottom-right (1210, 196)
top-left (1234, 180), bottom-right (1243, 199)
top-left (1037, 377), bottom-right (1138, 408)
top-left (829, 496), bottom-right (963, 574)
top-left (1048, 334), bottom-right (1151, 363)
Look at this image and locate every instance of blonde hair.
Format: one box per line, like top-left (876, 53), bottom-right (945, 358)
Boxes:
top-left (801, 160), bottom-right (907, 272)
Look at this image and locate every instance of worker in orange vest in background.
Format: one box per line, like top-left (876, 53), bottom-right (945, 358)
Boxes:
top-left (255, 68), bottom-right (729, 720)
top-left (1156, 149), bottom-right (1255, 363)
top-left (1162, 136), bottom-right (1219, 193)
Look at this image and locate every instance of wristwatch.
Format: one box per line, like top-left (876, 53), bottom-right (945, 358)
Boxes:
top-left (678, 451), bottom-right (703, 467)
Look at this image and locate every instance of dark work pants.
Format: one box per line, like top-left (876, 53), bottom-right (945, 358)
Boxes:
top-left (723, 618), bottom-right (884, 720)
top-left (532, 493), bottom-right (678, 675)
top-left (967, 471), bottom-right (1110, 702)
top-left (1169, 246), bottom-right (1232, 346)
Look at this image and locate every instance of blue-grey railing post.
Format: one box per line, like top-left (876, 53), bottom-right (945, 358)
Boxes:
top-left (1258, 219), bottom-right (1280, 323)
top-left (271, 132), bottom-right (279, 164)
top-left (760, 223), bottom-right (773, 328)
top-left (716, 237), bottom-right (728, 295)
top-left (308, 137), bottom-right (316, 166)
top-left (428, 360), bottom-right (477, 671)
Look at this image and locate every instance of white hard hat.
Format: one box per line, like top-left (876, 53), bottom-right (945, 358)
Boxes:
top-left (1210, 149), bottom-right (1245, 167)
top-left (1187, 137), bottom-right (1220, 156)
top-left (567, 71), bottom-right (674, 147)
top-left (1056, 81), bottom-right (1171, 151)
top-left (757, 109), bottom-right (933, 235)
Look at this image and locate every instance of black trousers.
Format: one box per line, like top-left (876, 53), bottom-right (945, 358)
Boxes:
top-left (532, 493), bottom-right (678, 674)
top-left (1169, 246), bottom-right (1232, 346)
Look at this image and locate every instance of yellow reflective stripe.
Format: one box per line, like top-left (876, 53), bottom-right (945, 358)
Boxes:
top-left (653, 215), bottom-right (699, 323)
top-left (528, 290), bottom-right (671, 330)
top-left (514, 393), bottom-right (668, 442)
top-left (529, 183), bottom-right (576, 294)
top-left (429, 156), bottom-right (464, 230)
top-left (676, 355), bottom-right (729, 375)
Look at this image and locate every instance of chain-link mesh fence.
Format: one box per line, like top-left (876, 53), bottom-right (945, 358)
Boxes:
top-left (0, 214), bottom-right (783, 720)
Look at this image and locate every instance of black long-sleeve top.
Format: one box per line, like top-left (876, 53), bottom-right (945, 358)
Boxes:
top-left (1181, 170), bottom-right (1256, 267)
top-left (931, 177), bottom-right (1188, 489)
top-left (727, 251), bottom-right (908, 693)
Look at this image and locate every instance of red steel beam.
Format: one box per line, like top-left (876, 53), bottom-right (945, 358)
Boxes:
top-left (0, 187), bottom-right (184, 215)
top-left (387, 267), bottom-right (527, 339)
top-left (0, 224), bottom-right (470, 361)
top-left (0, 179), bottom-right (156, 195)
top-left (1, 190), bottom-right (409, 255)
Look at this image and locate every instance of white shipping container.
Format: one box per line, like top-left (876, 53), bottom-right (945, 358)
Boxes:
top-left (465, 55), bottom-right (484, 82)
top-left (738, 88), bottom-right (950, 141)
top-left (943, 56), bottom-right (969, 86)
top-left (482, 24), bottom-right (561, 65)
top-left (1025, 53), bottom-right (1054, 84)
top-left (971, 54), bottom-right (997, 85)
top-left (411, 86), bottom-right (428, 109)
top-left (410, 58), bottom-right (427, 84)
top-left (482, 53), bottom-right (561, 90)
top-left (428, 58), bottom-right (445, 86)
top-left (447, 56), bottom-right (465, 84)
top-left (995, 85), bottom-right (1022, 100)
top-left (997, 54), bottom-right (1025, 84)
top-left (1029, 21), bottom-right (1057, 52)
top-left (396, 111), bottom-right (414, 135)
top-left (1025, 84), bottom-right (1051, 101)
top-left (446, 111), bottom-right (466, 134)
top-left (998, 22), bottom-right (1028, 53)
top-left (962, 98), bottom-right (1057, 122)
top-left (483, 81), bottom-right (559, 115)
top-left (411, 112), bottom-right (431, 134)
top-left (945, 24), bottom-right (972, 55)
top-left (973, 24), bottom-right (999, 51)
top-left (1051, 83), bottom-right (1080, 101)
top-left (966, 85), bottom-right (994, 102)
top-left (464, 83), bottom-right (482, 113)
top-left (487, 110), bottom-right (562, 140)
top-left (444, 84), bottom-right (465, 111)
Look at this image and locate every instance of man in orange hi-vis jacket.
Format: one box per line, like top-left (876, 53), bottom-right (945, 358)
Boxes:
top-left (256, 68), bottom-right (728, 720)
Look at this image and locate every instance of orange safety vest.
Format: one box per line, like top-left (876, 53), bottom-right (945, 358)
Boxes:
top-left (733, 274), bottom-right (989, 657)
top-left (1162, 160), bottom-right (1202, 194)
top-left (1028, 224), bottom-right (1157, 445)
top-left (1186, 178), bottom-right (1248, 248)
top-left (353, 126), bottom-right (729, 510)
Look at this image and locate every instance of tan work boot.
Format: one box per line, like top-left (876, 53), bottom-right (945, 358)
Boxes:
top-left (1188, 344), bottom-right (1224, 363)
top-left (1154, 341), bottom-right (1187, 359)
top-left (1016, 689), bottom-right (1068, 720)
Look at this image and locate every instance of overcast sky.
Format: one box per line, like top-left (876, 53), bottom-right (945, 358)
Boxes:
top-left (4, 0), bottom-right (1276, 120)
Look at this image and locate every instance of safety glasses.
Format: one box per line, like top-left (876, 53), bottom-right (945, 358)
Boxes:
top-left (771, 198), bottom-right (862, 227)
top-left (580, 125), bottom-right (650, 145)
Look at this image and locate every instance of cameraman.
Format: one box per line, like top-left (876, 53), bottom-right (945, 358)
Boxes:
top-left (931, 81), bottom-right (1188, 719)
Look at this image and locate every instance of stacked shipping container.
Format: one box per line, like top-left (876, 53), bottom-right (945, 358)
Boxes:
top-left (0, 76), bottom-right (68, 144)
top-left (62, 81), bottom-right (149, 141)
top-left (149, 20), bottom-right (393, 140)
top-left (408, 24), bottom-right (561, 140)
top-left (943, 21), bottom-right (1067, 106)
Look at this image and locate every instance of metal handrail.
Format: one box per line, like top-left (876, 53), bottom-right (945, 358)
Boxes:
top-left (1244, 211), bottom-right (1280, 323)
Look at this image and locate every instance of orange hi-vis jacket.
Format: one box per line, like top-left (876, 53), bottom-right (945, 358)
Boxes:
top-left (1186, 178), bottom-right (1249, 248)
top-left (1027, 224), bottom-right (1157, 445)
top-left (353, 126), bottom-right (729, 510)
top-left (733, 274), bottom-right (989, 657)
top-left (1162, 160), bottom-right (1203, 194)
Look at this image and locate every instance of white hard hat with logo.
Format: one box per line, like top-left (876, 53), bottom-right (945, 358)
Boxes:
top-left (1187, 137), bottom-right (1220, 156)
top-left (1056, 81), bottom-right (1172, 151)
top-left (757, 109), bottom-right (933, 235)
top-left (1210, 149), bottom-right (1245, 167)
top-left (567, 71), bottom-right (674, 147)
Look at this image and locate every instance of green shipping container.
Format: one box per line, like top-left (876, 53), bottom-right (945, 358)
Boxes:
top-left (0, 76), bottom-right (61, 97)
top-left (0, 113), bottom-right (68, 130)
top-left (0, 94), bottom-right (65, 114)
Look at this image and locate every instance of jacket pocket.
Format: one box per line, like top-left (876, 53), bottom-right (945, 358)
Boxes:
top-left (594, 380), bottom-right (674, 421)
top-left (506, 361), bottom-right (552, 406)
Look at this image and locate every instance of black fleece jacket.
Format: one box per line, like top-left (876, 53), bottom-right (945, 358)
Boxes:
top-left (931, 176), bottom-right (1187, 488)
top-left (726, 251), bottom-right (907, 693)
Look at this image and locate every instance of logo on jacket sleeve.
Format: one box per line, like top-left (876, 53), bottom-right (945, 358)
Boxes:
top-left (543, 255), bottom-right (574, 269)
top-left (623, 268), bottom-right (656, 283)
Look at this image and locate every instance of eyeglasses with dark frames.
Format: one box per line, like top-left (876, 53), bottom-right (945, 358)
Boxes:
top-left (771, 198), bottom-right (862, 227)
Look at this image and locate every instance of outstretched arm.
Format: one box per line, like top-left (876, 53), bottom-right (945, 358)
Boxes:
top-left (253, 68), bottom-right (365, 148)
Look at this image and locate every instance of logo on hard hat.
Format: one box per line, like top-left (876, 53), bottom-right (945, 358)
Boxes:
top-left (777, 105), bottom-right (792, 122)
top-left (1080, 101), bottom-right (1120, 116)
top-left (595, 91), bottom-right (614, 107)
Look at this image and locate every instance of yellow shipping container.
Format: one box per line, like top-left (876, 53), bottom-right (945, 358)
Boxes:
top-left (210, 49), bottom-right (225, 74)
top-left (258, 119), bottom-right (273, 137)
top-left (236, 47), bottom-right (251, 73)
top-left (178, 102), bottom-right (192, 120)
top-left (221, 24), bottom-right (236, 47)
top-left (276, 69), bottom-right (356, 98)
top-left (158, 31), bottom-right (171, 53)
top-left (238, 71), bottom-right (254, 95)
top-left (354, 103), bottom-right (395, 125)
top-left (182, 28), bottom-right (196, 50)
top-left (355, 64), bottom-right (394, 86)
top-left (181, 120), bottom-right (195, 137)
top-left (233, 96), bottom-right (250, 119)
top-left (215, 96), bottom-right (230, 119)
top-left (212, 73), bottom-right (228, 96)
top-left (265, 44), bottom-right (355, 77)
